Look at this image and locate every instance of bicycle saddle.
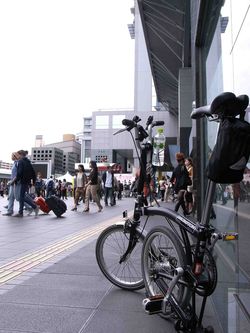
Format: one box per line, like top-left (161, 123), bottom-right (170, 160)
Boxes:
top-left (210, 92), bottom-right (249, 117)
top-left (191, 92), bottom-right (249, 119)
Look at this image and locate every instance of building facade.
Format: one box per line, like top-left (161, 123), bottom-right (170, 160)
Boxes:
top-left (90, 109), bottom-right (178, 173)
top-left (82, 1), bottom-right (250, 332)
top-left (31, 147), bottom-right (64, 177)
top-left (31, 134), bottom-right (81, 176)
top-left (76, 116), bottom-right (92, 164)
top-left (88, 1), bottom-right (179, 173)
top-left (137, 1), bottom-right (250, 332)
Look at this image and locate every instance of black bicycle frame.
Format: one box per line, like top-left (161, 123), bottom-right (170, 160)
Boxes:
top-left (143, 179), bottom-right (217, 270)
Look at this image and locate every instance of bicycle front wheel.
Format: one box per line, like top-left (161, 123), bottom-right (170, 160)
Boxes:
top-left (142, 226), bottom-right (191, 317)
top-left (95, 224), bottom-right (145, 290)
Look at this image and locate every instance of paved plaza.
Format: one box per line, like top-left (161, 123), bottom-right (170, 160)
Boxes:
top-left (0, 195), bottom-right (231, 332)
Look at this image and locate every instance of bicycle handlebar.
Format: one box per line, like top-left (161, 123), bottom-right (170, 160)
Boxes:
top-left (121, 117), bottom-right (164, 131)
top-left (122, 119), bottom-right (136, 128)
top-left (114, 116), bottom-right (164, 136)
top-left (113, 116), bottom-right (165, 153)
top-left (153, 120), bottom-right (164, 126)
top-left (191, 105), bottom-right (212, 119)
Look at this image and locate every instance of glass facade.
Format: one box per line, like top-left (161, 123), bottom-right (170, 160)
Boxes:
top-left (205, 1), bottom-right (250, 332)
top-left (95, 115), bottom-right (109, 129)
top-left (112, 115), bottom-right (125, 128)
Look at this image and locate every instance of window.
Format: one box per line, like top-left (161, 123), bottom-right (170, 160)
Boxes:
top-left (112, 115), bottom-right (125, 128)
top-left (96, 115), bottom-right (109, 129)
top-left (96, 155), bottom-right (108, 163)
top-left (85, 140), bottom-right (91, 149)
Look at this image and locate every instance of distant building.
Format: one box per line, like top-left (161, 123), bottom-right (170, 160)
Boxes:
top-left (35, 135), bottom-right (44, 147)
top-left (90, 110), bottom-right (175, 174)
top-left (0, 161), bottom-right (12, 170)
top-left (0, 167), bottom-right (11, 182)
top-left (76, 116), bottom-right (92, 164)
top-left (31, 134), bottom-right (81, 176)
top-left (31, 147), bottom-right (64, 177)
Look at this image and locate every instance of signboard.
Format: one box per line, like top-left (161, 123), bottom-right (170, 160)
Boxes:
top-left (31, 161), bottom-right (52, 179)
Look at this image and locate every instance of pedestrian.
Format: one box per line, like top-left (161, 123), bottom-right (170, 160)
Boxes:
top-left (35, 172), bottom-right (45, 197)
top-left (117, 180), bottom-right (123, 200)
top-left (55, 179), bottom-right (62, 198)
top-left (83, 160), bottom-right (103, 213)
top-left (184, 157), bottom-right (194, 214)
top-left (246, 181), bottom-right (250, 202)
top-left (113, 176), bottom-right (118, 205)
top-left (13, 150), bottom-right (39, 218)
top-left (130, 176), bottom-right (139, 198)
top-left (0, 181), bottom-right (5, 197)
top-left (71, 164), bottom-right (87, 211)
top-left (2, 152), bottom-right (20, 216)
top-left (164, 176), bottom-right (171, 202)
top-left (221, 184), bottom-right (228, 205)
top-left (159, 176), bottom-right (166, 201)
top-left (170, 152), bottom-right (191, 215)
top-left (102, 165), bottom-right (115, 206)
top-left (45, 176), bottom-right (55, 198)
top-left (61, 179), bottom-right (68, 200)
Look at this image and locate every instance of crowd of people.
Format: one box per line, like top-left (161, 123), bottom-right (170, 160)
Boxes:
top-left (0, 156), bottom-right (129, 216)
top-left (1, 150), bottom-right (40, 217)
top-left (152, 153), bottom-right (194, 216)
top-left (1, 150), bottom-right (249, 218)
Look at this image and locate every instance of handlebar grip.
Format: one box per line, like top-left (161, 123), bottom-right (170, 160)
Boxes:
top-left (154, 121), bottom-right (164, 126)
top-left (191, 105), bottom-right (211, 119)
top-left (122, 119), bottom-right (136, 127)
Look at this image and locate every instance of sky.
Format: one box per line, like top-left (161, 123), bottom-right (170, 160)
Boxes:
top-left (0, 0), bottom-right (135, 162)
top-left (221, 0), bottom-right (250, 97)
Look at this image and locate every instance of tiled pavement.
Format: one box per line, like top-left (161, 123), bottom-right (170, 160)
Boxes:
top-left (0, 196), bottom-right (221, 332)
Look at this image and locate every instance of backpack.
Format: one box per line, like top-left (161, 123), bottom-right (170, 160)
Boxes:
top-left (207, 117), bottom-right (250, 183)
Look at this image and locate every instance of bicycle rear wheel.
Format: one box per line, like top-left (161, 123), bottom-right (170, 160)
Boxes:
top-left (95, 224), bottom-right (145, 290)
top-left (142, 226), bottom-right (191, 317)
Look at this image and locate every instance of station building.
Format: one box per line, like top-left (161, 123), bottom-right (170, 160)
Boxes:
top-left (135, 1), bottom-right (250, 332)
top-left (84, 1), bottom-right (250, 332)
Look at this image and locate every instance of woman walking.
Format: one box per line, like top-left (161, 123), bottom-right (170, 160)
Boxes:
top-left (71, 164), bottom-right (87, 211)
top-left (170, 152), bottom-right (191, 215)
top-left (83, 161), bottom-right (103, 213)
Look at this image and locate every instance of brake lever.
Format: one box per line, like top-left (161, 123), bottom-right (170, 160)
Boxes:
top-left (113, 128), bottom-right (127, 135)
top-left (146, 116), bottom-right (153, 130)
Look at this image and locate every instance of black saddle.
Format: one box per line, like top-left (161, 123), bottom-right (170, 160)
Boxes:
top-left (191, 92), bottom-right (249, 119)
top-left (210, 92), bottom-right (249, 118)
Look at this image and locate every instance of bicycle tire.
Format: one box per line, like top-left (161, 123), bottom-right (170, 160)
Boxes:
top-left (95, 223), bottom-right (145, 290)
top-left (141, 225), bottom-right (191, 317)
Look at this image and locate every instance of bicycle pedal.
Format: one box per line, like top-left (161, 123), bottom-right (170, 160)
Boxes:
top-left (142, 295), bottom-right (163, 315)
top-left (222, 232), bottom-right (238, 241)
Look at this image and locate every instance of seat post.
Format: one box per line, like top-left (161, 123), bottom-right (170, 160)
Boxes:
top-left (201, 179), bottom-right (216, 226)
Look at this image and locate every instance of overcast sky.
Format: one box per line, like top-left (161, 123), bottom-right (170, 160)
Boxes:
top-left (0, 0), bottom-right (135, 162)
top-left (221, 0), bottom-right (250, 97)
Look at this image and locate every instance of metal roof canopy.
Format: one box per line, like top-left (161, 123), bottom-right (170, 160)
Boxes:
top-left (137, 0), bottom-right (190, 116)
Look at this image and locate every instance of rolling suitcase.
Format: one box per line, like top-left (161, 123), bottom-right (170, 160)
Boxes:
top-left (45, 195), bottom-right (67, 217)
top-left (34, 196), bottom-right (51, 214)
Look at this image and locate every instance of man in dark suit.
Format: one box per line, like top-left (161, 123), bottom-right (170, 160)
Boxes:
top-left (102, 166), bottom-right (115, 206)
